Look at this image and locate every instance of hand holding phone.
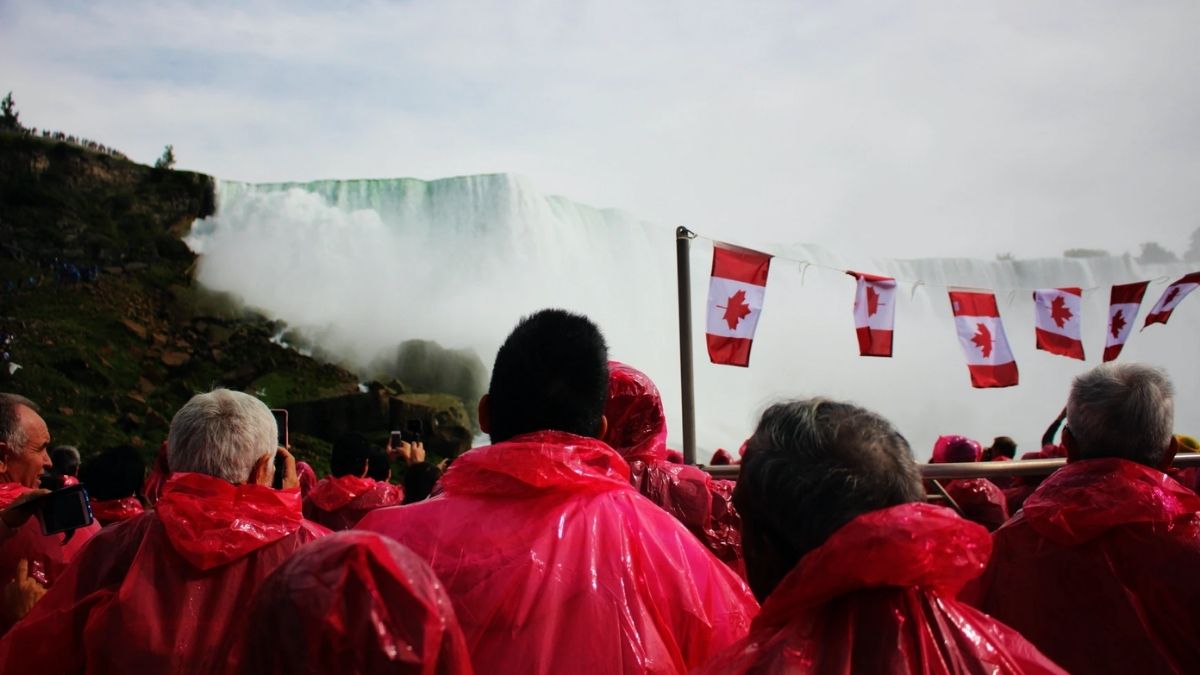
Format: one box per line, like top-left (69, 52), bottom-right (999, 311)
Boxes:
top-left (272, 447), bottom-right (299, 491)
top-left (27, 485), bottom-right (94, 536)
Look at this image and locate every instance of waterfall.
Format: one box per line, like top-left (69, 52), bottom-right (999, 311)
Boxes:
top-left (186, 175), bottom-right (1200, 459)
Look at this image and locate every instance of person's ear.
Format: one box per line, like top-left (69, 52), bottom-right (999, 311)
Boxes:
top-left (597, 415), bottom-right (608, 441)
top-left (1063, 427), bottom-right (1080, 463)
top-left (1161, 436), bottom-right (1180, 472)
top-left (248, 452), bottom-right (273, 486)
top-left (477, 395), bottom-right (491, 434)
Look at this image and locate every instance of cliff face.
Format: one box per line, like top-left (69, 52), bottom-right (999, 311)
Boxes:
top-left (0, 132), bottom-right (363, 470)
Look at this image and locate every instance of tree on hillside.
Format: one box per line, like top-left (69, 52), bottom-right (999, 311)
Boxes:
top-left (1, 91), bottom-right (20, 131)
top-left (154, 144), bottom-right (176, 170)
top-left (1186, 227), bottom-right (1200, 262)
top-left (1136, 241), bottom-right (1179, 265)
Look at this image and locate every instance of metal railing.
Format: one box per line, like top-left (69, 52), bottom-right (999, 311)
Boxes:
top-left (701, 452), bottom-right (1200, 481)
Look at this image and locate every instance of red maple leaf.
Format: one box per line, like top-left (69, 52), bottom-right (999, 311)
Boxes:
top-left (1110, 309), bottom-right (1126, 339)
top-left (1049, 295), bottom-right (1074, 328)
top-left (971, 323), bottom-right (993, 358)
top-left (866, 286), bottom-right (881, 316)
top-left (1162, 286), bottom-right (1180, 307)
top-left (718, 289), bottom-right (753, 330)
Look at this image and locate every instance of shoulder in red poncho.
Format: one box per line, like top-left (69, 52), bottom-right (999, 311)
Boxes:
top-left (0, 472), bottom-right (329, 674)
top-left (602, 362), bottom-right (743, 572)
top-left (233, 531), bottom-right (472, 675)
top-left (696, 503), bottom-right (1065, 674)
top-left (357, 431), bottom-right (758, 675)
top-left (967, 458), bottom-right (1200, 674)
top-left (89, 495), bottom-right (146, 526)
top-left (303, 474), bottom-right (404, 531)
top-left (0, 482), bottom-right (100, 635)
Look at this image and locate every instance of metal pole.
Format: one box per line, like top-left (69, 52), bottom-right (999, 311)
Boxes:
top-left (676, 226), bottom-right (698, 465)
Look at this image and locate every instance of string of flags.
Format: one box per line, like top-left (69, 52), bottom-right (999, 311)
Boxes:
top-left (701, 236), bottom-right (1200, 388)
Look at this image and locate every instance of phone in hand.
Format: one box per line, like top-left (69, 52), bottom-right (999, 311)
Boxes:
top-left (403, 419), bottom-right (424, 443)
top-left (31, 484), bottom-right (94, 536)
top-left (390, 430), bottom-right (403, 448)
top-left (270, 409), bottom-right (288, 489)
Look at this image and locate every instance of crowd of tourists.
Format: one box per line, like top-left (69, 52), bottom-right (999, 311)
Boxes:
top-left (7, 125), bottom-right (128, 160)
top-left (0, 308), bottom-right (1196, 673)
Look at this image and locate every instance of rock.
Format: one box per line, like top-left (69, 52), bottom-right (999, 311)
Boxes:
top-left (152, 333), bottom-right (168, 345)
top-left (104, 266), bottom-right (124, 276)
top-left (58, 406), bottom-right (74, 416)
top-left (138, 376), bottom-right (155, 394)
top-left (124, 262), bottom-right (148, 272)
top-left (127, 391), bottom-right (145, 404)
top-left (161, 351), bottom-right (190, 367)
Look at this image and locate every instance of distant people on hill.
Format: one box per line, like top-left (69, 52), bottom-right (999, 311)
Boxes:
top-left (358, 309), bottom-right (757, 674)
top-left (302, 432), bottom-right (404, 531)
top-left (968, 363), bottom-right (1200, 674)
top-left (0, 393), bottom-right (100, 633)
top-left (696, 398), bottom-right (1064, 674)
top-left (0, 389), bottom-right (329, 673)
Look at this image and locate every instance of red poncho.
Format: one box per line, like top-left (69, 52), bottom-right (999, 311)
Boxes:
top-left (0, 472), bottom-right (328, 674)
top-left (232, 531), bottom-right (473, 674)
top-left (142, 441), bottom-right (170, 505)
top-left (303, 474), bottom-right (404, 531)
top-left (967, 458), bottom-right (1200, 674)
top-left (602, 362), bottom-right (743, 571)
top-left (697, 503), bottom-right (1065, 674)
top-left (357, 431), bottom-right (758, 675)
top-left (0, 482), bottom-right (100, 634)
top-left (89, 495), bottom-right (146, 526)
top-left (944, 478), bottom-right (1010, 531)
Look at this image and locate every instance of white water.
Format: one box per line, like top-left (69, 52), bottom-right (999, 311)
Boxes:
top-left (187, 175), bottom-right (1200, 459)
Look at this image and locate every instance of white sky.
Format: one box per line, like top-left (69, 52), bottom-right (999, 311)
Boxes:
top-left (2, 0), bottom-right (1198, 259)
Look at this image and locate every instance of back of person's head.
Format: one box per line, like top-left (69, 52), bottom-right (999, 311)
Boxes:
top-left (167, 389), bottom-right (276, 484)
top-left (51, 445), bottom-right (81, 477)
top-left (485, 309), bottom-right (609, 443)
top-left (602, 361), bottom-right (666, 460)
top-left (79, 445), bottom-right (146, 500)
top-left (365, 446), bottom-right (391, 481)
top-left (236, 531), bottom-right (471, 675)
top-left (988, 436), bottom-right (1017, 460)
top-left (403, 462), bottom-right (442, 504)
top-left (943, 437), bottom-right (982, 463)
top-left (735, 398), bottom-right (925, 600)
top-left (330, 432), bottom-right (374, 478)
top-left (1066, 363), bottom-right (1175, 468)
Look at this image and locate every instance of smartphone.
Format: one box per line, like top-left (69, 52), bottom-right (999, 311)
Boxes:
top-left (271, 409), bottom-right (289, 447)
top-left (270, 409), bottom-right (288, 489)
top-left (390, 430), bottom-right (403, 448)
top-left (32, 484), bottom-right (95, 535)
top-left (403, 419), bottom-right (424, 443)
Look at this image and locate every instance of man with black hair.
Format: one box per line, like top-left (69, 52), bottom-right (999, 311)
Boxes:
top-left (359, 309), bottom-right (757, 674)
top-left (697, 398), bottom-right (1062, 674)
top-left (303, 432), bottom-right (404, 531)
top-left (78, 445), bottom-right (146, 526)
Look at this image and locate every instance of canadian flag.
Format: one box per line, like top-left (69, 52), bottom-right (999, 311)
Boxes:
top-left (847, 271), bottom-right (896, 357)
top-left (1032, 287), bottom-right (1085, 360)
top-left (705, 243), bottom-right (772, 367)
top-left (1103, 281), bottom-right (1148, 362)
top-left (1143, 272), bottom-right (1200, 328)
top-left (949, 290), bottom-right (1019, 388)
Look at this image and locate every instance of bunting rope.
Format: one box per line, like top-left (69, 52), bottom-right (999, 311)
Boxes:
top-left (684, 228), bottom-right (1175, 294)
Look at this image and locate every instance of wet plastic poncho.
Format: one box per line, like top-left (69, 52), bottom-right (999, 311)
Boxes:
top-left (142, 441), bottom-right (170, 505)
top-left (0, 472), bottom-right (329, 674)
top-left (0, 482), bottom-right (100, 634)
top-left (357, 431), bottom-right (758, 675)
top-left (966, 458), bottom-right (1200, 674)
top-left (296, 460), bottom-right (318, 498)
top-left (89, 495), bottom-right (145, 526)
top-left (944, 478), bottom-right (1010, 531)
top-left (232, 531), bottom-right (473, 675)
top-left (303, 474), bottom-right (404, 531)
top-left (696, 502), bottom-right (1064, 674)
top-left (602, 362), bottom-right (743, 571)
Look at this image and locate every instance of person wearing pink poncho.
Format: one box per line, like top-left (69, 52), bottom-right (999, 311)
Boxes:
top-left (232, 531), bottom-right (472, 674)
top-left (0, 394), bottom-right (99, 634)
top-left (696, 398), bottom-right (1064, 674)
top-left (358, 310), bottom-right (757, 674)
top-left (929, 435), bottom-right (1010, 531)
top-left (601, 361), bottom-right (742, 572)
top-left (303, 433), bottom-right (403, 531)
top-left (968, 364), bottom-right (1200, 674)
top-left (0, 389), bottom-right (329, 674)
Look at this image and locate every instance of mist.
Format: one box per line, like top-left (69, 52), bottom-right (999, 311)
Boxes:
top-left (187, 177), bottom-right (1200, 460)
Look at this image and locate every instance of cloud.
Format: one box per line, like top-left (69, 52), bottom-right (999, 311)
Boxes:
top-left (2, 0), bottom-right (1198, 259)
